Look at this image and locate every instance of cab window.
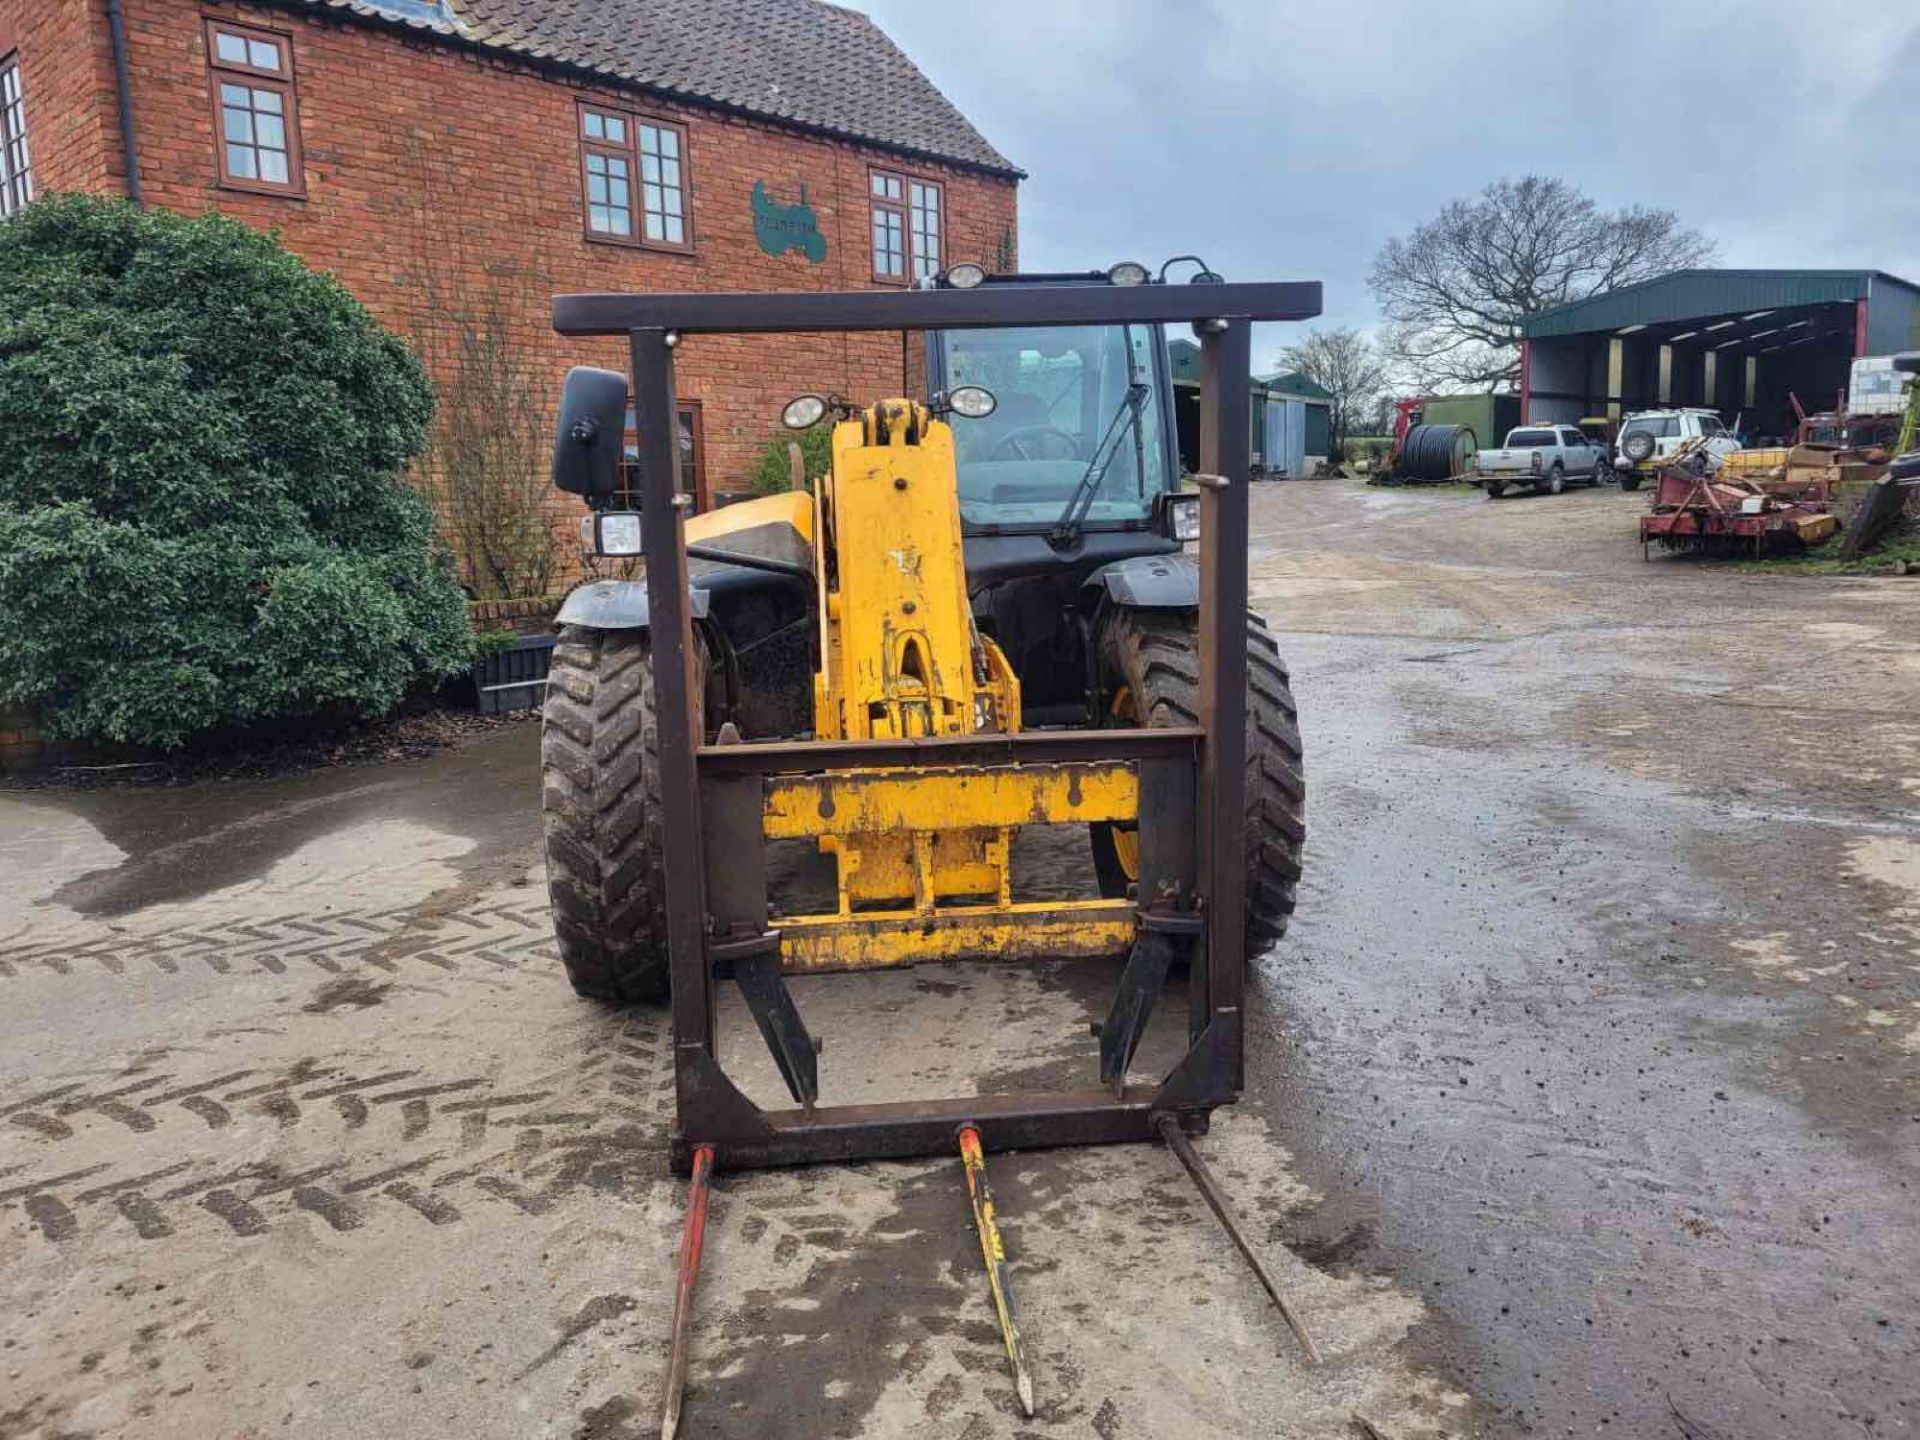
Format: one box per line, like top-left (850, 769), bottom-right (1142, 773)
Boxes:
top-left (938, 323), bottom-right (1169, 529)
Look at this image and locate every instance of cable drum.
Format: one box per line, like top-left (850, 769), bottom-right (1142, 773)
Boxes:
top-left (1399, 424), bottom-right (1477, 481)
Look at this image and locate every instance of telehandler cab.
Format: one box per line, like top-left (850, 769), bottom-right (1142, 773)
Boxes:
top-left (542, 266), bottom-right (1321, 1430)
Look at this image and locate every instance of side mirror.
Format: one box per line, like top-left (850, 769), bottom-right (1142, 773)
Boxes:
top-left (552, 366), bottom-right (629, 498)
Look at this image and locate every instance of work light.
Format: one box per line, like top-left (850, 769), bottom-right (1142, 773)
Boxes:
top-left (1168, 493), bottom-right (1201, 541)
top-left (596, 511), bottom-right (643, 556)
top-left (782, 394), bottom-right (828, 429)
top-left (1107, 260), bottom-right (1150, 287)
top-left (947, 385), bottom-right (997, 419)
top-left (944, 262), bottom-right (987, 289)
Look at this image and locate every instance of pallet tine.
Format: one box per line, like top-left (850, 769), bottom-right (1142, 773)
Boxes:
top-left (1154, 1113), bottom-right (1321, 1363)
top-left (660, 1143), bottom-right (716, 1440)
top-left (957, 1125), bottom-right (1036, 1417)
top-left (1098, 928), bottom-right (1180, 1095)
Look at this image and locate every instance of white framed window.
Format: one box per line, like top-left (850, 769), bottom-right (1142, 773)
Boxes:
top-left (869, 167), bottom-right (943, 284)
top-left (0, 53), bottom-right (32, 218)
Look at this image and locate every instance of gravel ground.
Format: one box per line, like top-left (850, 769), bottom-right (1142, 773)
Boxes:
top-left (2, 477), bottom-right (1916, 1439)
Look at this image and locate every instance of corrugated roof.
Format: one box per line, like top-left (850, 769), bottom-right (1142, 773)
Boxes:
top-left (1521, 268), bottom-right (1920, 339)
top-left (267, 0), bottom-right (1023, 177)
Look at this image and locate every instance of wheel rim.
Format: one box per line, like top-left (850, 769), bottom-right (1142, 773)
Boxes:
top-left (1108, 683), bottom-right (1140, 881)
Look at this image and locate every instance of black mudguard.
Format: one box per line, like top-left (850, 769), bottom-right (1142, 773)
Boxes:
top-left (553, 579), bottom-right (713, 632)
top-left (1078, 552), bottom-right (1200, 611)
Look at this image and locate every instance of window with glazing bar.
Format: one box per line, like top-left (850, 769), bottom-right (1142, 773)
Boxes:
top-left (870, 167), bottom-right (942, 283)
top-left (206, 21), bottom-right (303, 196)
top-left (0, 53), bottom-right (33, 217)
top-left (580, 104), bottom-right (690, 251)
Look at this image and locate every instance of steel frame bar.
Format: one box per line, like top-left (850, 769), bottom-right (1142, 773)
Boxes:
top-left (1195, 322), bottom-right (1251, 1079)
top-left (612, 288), bottom-right (1267, 1174)
top-left (669, 1070), bottom-right (1222, 1170)
top-left (697, 726), bottom-right (1200, 775)
top-left (631, 327), bottom-right (719, 1121)
top-left (557, 280), bottom-right (1320, 337)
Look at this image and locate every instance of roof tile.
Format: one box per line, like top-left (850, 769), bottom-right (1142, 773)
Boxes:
top-left (277, 0), bottom-right (1021, 176)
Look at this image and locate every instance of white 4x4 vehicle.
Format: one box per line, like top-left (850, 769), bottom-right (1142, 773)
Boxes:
top-left (1614, 408), bottom-right (1739, 491)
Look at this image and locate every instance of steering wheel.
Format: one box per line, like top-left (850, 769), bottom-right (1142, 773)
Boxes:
top-left (990, 425), bottom-right (1083, 462)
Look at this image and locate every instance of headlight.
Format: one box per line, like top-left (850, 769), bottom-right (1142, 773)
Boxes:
top-left (944, 262), bottom-right (987, 289)
top-left (597, 511), bottom-right (643, 556)
top-left (947, 385), bottom-right (997, 419)
top-left (782, 393), bottom-right (827, 430)
top-left (1169, 495), bottom-right (1201, 541)
top-left (1107, 260), bottom-right (1150, 287)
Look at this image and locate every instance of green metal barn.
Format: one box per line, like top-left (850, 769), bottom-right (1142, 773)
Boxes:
top-left (1519, 268), bottom-right (1920, 442)
top-left (1167, 340), bottom-right (1332, 477)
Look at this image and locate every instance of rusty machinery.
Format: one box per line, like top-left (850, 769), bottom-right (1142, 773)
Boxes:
top-left (545, 273), bottom-right (1321, 1430)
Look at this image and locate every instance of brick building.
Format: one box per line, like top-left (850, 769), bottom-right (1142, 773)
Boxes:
top-left (0, 0), bottom-right (1020, 544)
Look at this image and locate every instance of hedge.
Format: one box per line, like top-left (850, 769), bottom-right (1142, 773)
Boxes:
top-left (0, 195), bottom-right (471, 747)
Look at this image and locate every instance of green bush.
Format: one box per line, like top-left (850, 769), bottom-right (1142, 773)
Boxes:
top-left (0, 195), bottom-right (471, 747)
top-left (747, 424), bottom-right (834, 495)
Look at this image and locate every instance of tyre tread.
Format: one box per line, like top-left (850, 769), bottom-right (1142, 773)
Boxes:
top-left (1091, 609), bottom-right (1306, 950)
top-left (540, 626), bottom-right (693, 1004)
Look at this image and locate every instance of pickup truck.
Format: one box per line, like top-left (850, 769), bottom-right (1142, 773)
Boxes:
top-left (1477, 424), bottom-right (1611, 498)
top-left (1613, 408), bottom-right (1740, 491)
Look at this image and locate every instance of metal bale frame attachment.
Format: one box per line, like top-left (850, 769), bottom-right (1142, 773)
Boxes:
top-left (553, 279), bottom-right (1320, 1172)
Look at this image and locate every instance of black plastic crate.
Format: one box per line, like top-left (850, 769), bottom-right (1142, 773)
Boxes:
top-left (471, 633), bottom-right (557, 715)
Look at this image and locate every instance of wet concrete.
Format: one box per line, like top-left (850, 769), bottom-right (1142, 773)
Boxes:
top-left (1, 478), bottom-right (1916, 1438)
top-left (1254, 480), bottom-right (1920, 1437)
top-left (32, 719), bottom-right (541, 918)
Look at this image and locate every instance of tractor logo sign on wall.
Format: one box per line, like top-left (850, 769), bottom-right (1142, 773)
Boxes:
top-left (752, 181), bottom-right (827, 263)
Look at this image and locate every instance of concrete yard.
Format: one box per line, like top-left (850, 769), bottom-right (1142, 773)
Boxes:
top-left (3, 479), bottom-right (1917, 1439)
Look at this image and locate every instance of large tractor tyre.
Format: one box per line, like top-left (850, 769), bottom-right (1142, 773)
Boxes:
top-left (542, 625), bottom-right (705, 1004)
top-left (1089, 609), bottom-right (1306, 952)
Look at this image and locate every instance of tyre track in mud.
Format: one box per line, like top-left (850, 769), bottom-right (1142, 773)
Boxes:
top-left (0, 889), bottom-right (558, 983)
top-left (0, 968), bottom-right (676, 1251)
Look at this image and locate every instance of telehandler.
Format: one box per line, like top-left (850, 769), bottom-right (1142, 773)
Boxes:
top-left (544, 263), bottom-right (1304, 1004)
top-left (542, 264), bottom-right (1321, 1432)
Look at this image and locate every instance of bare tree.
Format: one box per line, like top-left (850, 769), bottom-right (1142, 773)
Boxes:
top-left (401, 135), bottom-right (566, 601)
top-left (1369, 176), bottom-right (1716, 391)
top-left (420, 279), bottom-right (563, 601)
top-left (1275, 327), bottom-right (1392, 456)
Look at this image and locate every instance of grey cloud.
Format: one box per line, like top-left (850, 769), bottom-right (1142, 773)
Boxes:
top-left (861, 0), bottom-right (1918, 366)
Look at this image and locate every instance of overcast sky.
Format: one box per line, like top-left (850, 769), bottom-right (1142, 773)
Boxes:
top-left (862, 0), bottom-right (1920, 370)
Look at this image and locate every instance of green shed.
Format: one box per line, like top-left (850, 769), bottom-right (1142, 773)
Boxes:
top-left (1418, 394), bottom-right (1521, 450)
top-left (1261, 370), bottom-right (1334, 459)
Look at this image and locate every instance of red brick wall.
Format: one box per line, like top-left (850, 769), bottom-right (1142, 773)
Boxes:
top-left (7, 0), bottom-right (1017, 497)
top-left (0, 0), bottom-right (121, 197)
